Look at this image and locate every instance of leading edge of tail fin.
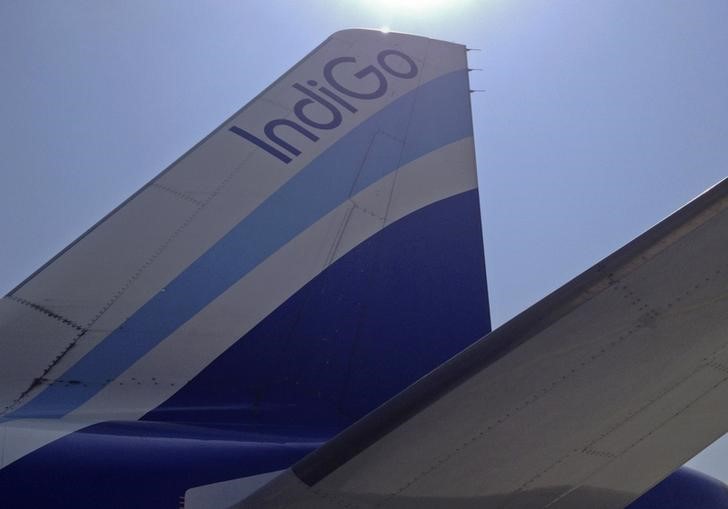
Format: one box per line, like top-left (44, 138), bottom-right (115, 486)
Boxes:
top-left (1, 29), bottom-right (490, 429)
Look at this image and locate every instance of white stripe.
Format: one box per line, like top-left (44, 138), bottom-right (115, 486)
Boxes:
top-left (71, 137), bottom-right (478, 421)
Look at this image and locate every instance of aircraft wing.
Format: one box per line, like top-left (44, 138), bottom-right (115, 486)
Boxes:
top-left (238, 177), bottom-right (728, 509)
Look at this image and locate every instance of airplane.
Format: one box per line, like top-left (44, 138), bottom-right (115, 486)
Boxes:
top-left (1, 28), bottom-right (727, 508)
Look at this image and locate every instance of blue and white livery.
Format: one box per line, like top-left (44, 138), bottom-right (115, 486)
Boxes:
top-left (1, 29), bottom-right (728, 509)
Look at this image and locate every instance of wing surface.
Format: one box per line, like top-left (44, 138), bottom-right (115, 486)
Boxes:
top-left (237, 177), bottom-right (728, 509)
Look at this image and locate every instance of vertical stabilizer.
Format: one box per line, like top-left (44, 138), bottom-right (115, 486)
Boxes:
top-left (2, 29), bottom-right (490, 431)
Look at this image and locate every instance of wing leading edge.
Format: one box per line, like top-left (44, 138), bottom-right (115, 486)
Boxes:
top-left (238, 177), bottom-right (728, 509)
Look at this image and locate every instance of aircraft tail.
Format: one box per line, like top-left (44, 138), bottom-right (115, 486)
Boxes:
top-left (1, 29), bottom-right (490, 432)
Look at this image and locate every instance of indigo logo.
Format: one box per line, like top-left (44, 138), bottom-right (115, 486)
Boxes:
top-left (229, 50), bottom-right (418, 164)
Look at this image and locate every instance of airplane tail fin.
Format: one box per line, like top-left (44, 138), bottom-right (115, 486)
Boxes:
top-left (1, 29), bottom-right (490, 430)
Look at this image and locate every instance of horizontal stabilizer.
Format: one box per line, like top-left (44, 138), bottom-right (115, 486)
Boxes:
top-left (237, 178), bottom-right (728, 508)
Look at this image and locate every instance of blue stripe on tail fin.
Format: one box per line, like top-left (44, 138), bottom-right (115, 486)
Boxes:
top-left (144, 189), bottom-right (490, 429)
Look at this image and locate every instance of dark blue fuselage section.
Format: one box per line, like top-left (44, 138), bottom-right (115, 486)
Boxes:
top-left (0, 421), bottom-right (318, 508)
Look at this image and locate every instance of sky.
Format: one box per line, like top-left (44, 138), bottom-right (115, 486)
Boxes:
top-left (1, 0), bottom-right (727, 480)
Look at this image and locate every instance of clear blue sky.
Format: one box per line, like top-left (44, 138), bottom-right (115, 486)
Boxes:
top-left (1, 0), bottom-right (727, 477)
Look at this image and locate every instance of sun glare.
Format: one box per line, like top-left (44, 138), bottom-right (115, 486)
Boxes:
top-left (362, 0), bottom-right (456, 17)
